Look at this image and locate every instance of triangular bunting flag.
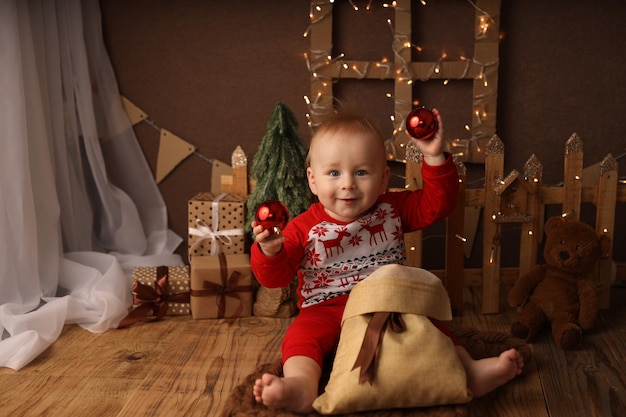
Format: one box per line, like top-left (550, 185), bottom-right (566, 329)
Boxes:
top-left (156, 128), bottom-right (196, 183)
top-left (121, 96), bottom-right (148, 125)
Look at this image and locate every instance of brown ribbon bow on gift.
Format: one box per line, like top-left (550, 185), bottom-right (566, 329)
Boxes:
top-left (351, 311), bottom-right (407, 385)
top-left (118, 266), bottom-right (191, 328)
top-left (190, 253), bottom-right (252, 319)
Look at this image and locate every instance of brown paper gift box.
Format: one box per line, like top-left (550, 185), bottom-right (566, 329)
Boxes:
top-left (188, 192), bottom-right (247, 257)
top-left (190, 253), bottom-right (253, 319)
top-left (118, 265), bottom-right (192, 328)
top-left (131, 265), bottom-right (191, 315)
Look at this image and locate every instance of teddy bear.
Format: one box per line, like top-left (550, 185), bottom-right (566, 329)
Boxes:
top-left (508, 216), bottom-right (611, 350)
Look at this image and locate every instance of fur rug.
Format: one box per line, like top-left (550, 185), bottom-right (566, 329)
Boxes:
top-left (221, 329), bottom-right (531, 417)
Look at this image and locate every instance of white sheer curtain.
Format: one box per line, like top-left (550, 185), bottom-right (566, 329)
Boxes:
top-left (0, 0), bottom-right (183, 370)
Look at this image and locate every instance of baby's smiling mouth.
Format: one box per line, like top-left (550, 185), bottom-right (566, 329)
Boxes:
top-left (338, 194), bottom-right (357, 200)
top-left (339, 196), bottom-right (358, 205)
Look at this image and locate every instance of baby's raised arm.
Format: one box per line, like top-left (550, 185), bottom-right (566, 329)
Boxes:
top-left (408, 108), bottom-right (447, 166)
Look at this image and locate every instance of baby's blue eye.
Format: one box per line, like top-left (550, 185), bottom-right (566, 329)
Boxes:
top-left (329, 170), bottom-right (339, 177)
top-left (355, 170), bottom-right (367, 176)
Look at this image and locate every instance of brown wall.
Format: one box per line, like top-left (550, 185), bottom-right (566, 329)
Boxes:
top-left (101, 0), bottom-right (626, 266)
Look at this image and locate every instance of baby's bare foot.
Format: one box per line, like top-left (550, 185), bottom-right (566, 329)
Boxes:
top-left (463, 348), bottom-right (524, 398)
top-left (252, 373), bottom-right (316, 414)
top-left (500, 348), bottom-right (524, 378)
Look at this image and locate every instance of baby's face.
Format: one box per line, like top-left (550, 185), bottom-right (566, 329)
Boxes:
top-left (306, 130), bottom-right (389, 223)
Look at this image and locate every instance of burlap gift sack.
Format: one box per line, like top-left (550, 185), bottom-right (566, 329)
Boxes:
top-left (313, 264), bottom-right (473, 415)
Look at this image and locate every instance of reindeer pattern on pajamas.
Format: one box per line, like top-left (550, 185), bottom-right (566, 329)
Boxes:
top-left (299, 202), bottom-right (405, 307)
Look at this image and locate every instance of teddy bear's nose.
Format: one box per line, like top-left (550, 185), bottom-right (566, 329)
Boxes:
top-left (559, 251), bottom-right (570, 260)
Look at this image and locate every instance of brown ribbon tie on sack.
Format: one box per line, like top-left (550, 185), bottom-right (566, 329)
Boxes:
top-left (190, 253), bottom-right (252, 318)
top-left (351, 311), bottom-right (406, 385)
top-left (118, 266), bottom-right (191, 328)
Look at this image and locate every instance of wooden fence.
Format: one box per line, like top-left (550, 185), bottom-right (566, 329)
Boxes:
top-left (221, 134), bottom-right (624, 315)
top-left (404, 133), bottom-right (624, 314)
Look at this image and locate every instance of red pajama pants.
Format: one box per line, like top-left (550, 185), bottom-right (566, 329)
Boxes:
top-left (282, 295), bottom-right (460, 368)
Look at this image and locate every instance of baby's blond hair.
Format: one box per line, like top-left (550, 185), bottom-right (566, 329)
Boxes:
top-left (307, 111), bottom-right (386, 167)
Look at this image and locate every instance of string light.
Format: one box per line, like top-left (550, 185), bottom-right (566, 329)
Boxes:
top-left (376, 58), bottom-right (392, 77)
top-left (304, 2), bottom-right (334, 38)
top-left (351, 62), bottom-right (370, 78)
top-left (433, 52), bottom-right (447, 74)
top-left (476, 14), bottom-right (491, 39)
top-left (466, 0), bottom-right (495, 40)
top-left (329, 52), bottom-right (345, 63)
top-left (304, 0), bottom-right (498, 162)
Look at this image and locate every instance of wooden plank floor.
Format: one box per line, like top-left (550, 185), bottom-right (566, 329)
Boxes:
top-left (1, 284), bottom-right (624, 417)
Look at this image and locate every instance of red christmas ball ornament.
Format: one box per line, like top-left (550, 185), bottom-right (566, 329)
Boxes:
top-left (405, 107), bottom-right (438, 140)
top-left (255, 200), bottom-right (290, 237)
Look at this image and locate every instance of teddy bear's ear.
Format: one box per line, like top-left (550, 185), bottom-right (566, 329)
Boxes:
top-left (597, 233), bottom-right (611, 258)
top-left (544, 216), bottom-right (564, 235)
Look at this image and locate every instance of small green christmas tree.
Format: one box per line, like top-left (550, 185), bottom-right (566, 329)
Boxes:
top-left (246, 102), bottom-right (313, 236)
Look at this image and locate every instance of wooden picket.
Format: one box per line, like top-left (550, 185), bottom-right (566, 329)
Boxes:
top-left (405, 134), bottom-right (623, 314)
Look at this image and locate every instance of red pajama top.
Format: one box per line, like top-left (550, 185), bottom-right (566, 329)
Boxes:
top-left (251, 154), bottom-right (459, 309)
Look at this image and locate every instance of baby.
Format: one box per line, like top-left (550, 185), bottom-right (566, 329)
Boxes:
top-left (250, 109), bottom-right (523, 413)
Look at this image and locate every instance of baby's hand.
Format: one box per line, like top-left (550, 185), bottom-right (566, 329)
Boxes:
top-left (407, 108), bottom-right (446, 166)
top-left (252, 220), bottom-right (284, 256)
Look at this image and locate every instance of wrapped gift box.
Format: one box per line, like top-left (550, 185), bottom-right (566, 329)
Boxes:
top-left (119, 265), bottom-right (191, 328)
top-left (190, 253), bottom-right (253, 319)
top-left (132, 265), bottom-right (191, 315)
top-left (188, 192), bottom-right (247, 256)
